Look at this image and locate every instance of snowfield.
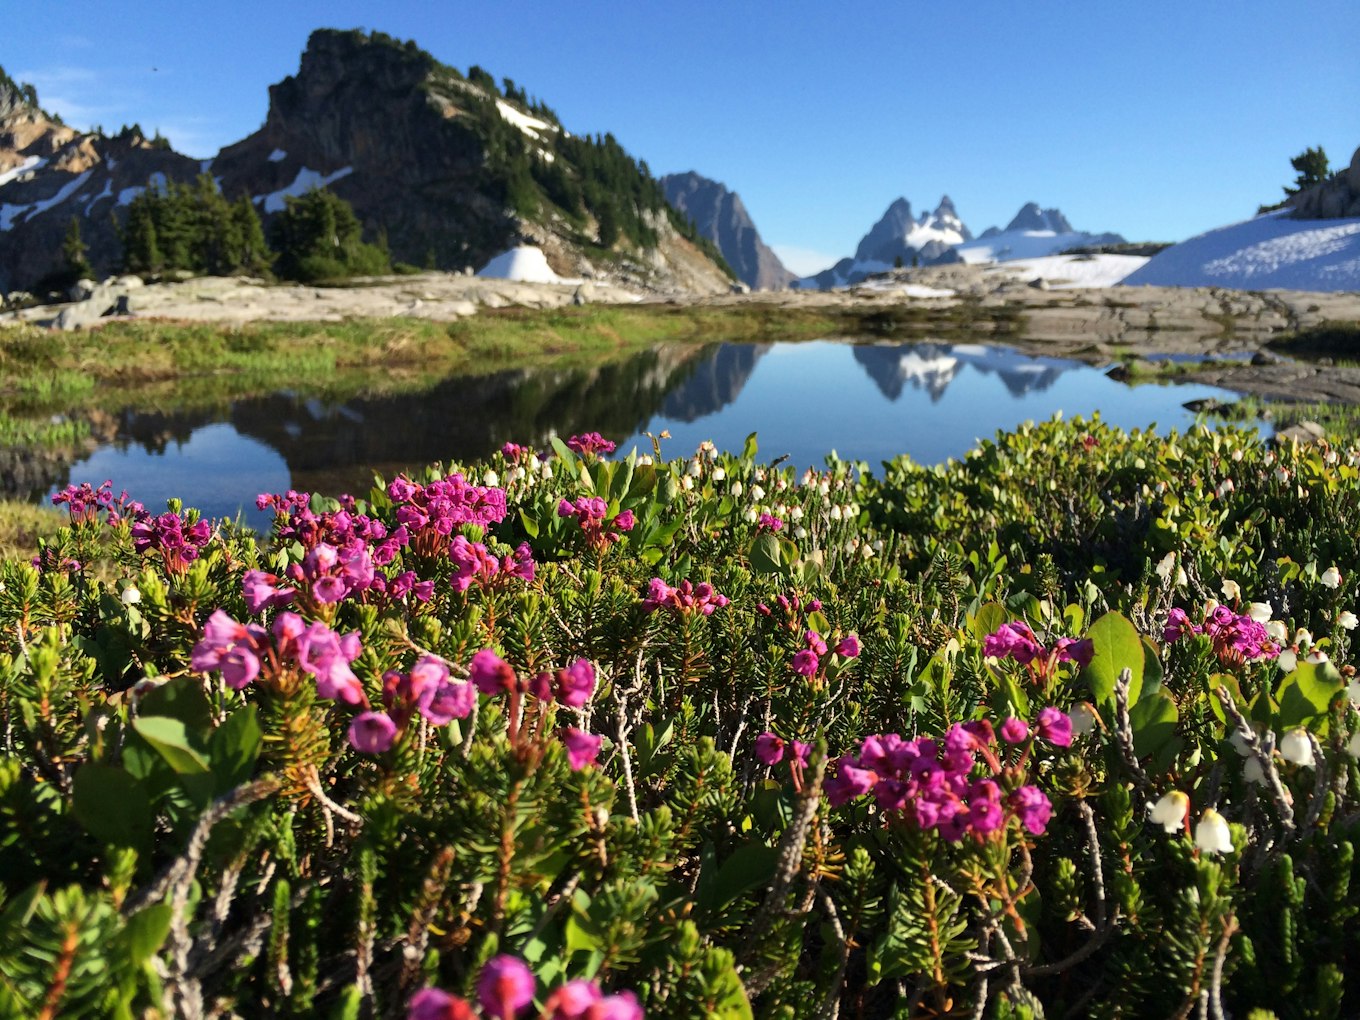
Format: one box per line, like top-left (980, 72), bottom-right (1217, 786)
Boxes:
top-left (477, 246), bottom-right (569, 284)
top-left (1123, 211), bottom-right (1360, 292)
top-left (956, 229), bottom-right (1114, 264)
top-left (255, 166), bottom-right (355, 213)
top-left (989, 253), bottom-right (1149, 289)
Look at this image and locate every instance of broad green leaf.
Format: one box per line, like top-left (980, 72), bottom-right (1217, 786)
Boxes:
top-left (749, 532), bottom-right (784, 574)
top-left (971, 602), bottom-right (1007, 645)
top-left (133, 716), bottom-right (211, 774)
top-left (741, 432), bottom-right (760, 461)
top-left (1130, 690), bottom-right (1179, 764)
top-left (1275, 660), bottom-right (1345, 729)
top-left (123, 903), bottom-right (173, 965)
top-left (137, 676), bottom-right (212, 732)
top-left (73, 764), bottom-right (152, 853)
top-left (209, 706), bottom-right (262, 792)
top-left (1078, 611), bottom-right (1145, 707)
top-left (697, 842), bottom-right (780, 915)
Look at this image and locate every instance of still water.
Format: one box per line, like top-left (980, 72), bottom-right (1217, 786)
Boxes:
top-left (54, 340), bottom-right (1250, 528)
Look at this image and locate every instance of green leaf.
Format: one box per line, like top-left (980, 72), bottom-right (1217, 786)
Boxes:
top-left (741, 432), bottom-right (759, 462)
top-left (1275, 660), bottom-right (1345, 729)
top-left (73, 764), bottom-right (152, 853)
top-left (971, 602), bottom-right (1007, 645)
top-left (133, 716), bottom-right (211, 774)
top-left (696, 842), bottom-right (780, 916)
top-left (137, 675), bottom-right (212, 732)
top-left (749, 532), bottom-right (784, 575)
top-left (1078, 611), bottom-right (1145, 707)
top-left (123, 903), bottom-right (173, 965)
top-left (1129, 690), bottom-right (1179, 766)
top-left (208, 706), bottom-right (261, 792)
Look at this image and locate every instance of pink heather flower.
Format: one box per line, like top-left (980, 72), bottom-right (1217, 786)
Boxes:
top-left (790, 649), bottom-right (820, 677)
top-left (1011, 785), bottom-right (1053, 835)
top-left (544, 979), bottom-right (602, 1019)
top-left (242, 570), bottom-right (295, 613)
top-left (999, 717), bottom-right (1029, 744)
top-left (983, 622), bottom-right (1043, 665)
top-left (590, 992), bottom-right (643, 1020)
top-left (555, 659), bottom-right (596, 708)
top-left (805, 631), bottom-right (828, 656)
top-left (477, 956), bottom-right (536, 1017)
top-left (614, 509), bottom-right (635, 531)
top-left (641, 577), bottom-right (676, 613)
top-left (562, 728), bottom-right (604, 770)
top-left (272, 611), bottom-right (306, 643)
top-left (755, 733), bottom-right (785, 765)
top-left (757, 513), bottom-right (784, 532)
top-left (470, 649), bottom-right (517, 696)
top-left (835, 634), bottom-right (861, 658)
top-left (410, 656), bottom-right (476, 725)
top-left (1054, 637), bottom-right (1095, 667)
top-left (202, 609), bottom-right (249, 648)
top-left (408, 988), bottom-right (476, 1020)
top-left (566, 432), bottom-right (617, 456)
top-left (349, 711), bottom-right (397, 754)
top-left (312, 575), bottom-right (348, 603)
top-left (791, 740), bottom-right (811, 767)
top-left (501, 442), bottom-right (527, 459)
top-left (1036, 707), bottom-right (1073, 748)
top-left (1164, 607), bottom-right (1197, 643)
top-left (825, 759), bottom-right (877, 806)
top-left (220, 646), bottom-right (261, 690)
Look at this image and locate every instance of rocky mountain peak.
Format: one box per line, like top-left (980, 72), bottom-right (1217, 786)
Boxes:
top-left (660, 171), bottom-right (794, 290)
top-left (1004, 202), bottom-right (1073, 234)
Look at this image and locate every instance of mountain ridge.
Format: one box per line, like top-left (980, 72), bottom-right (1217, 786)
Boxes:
top-left (660, 172), bottom-right (794, 291)
top-left (0, 30), bottom-right (733, 296)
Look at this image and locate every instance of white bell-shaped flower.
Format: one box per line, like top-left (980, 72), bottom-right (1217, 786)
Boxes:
top-left (1279, 729), bottom-right (1316, 768)
top-left (1194, 809), bottom-right (1234, 854)
top-left (1148, 791), bottom-right (1189, 834)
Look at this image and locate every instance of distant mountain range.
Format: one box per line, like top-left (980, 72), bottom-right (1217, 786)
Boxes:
top-left (0, 31), bottom-right (734, 295)
top-left (796, 197), bottom-right (1126, 289)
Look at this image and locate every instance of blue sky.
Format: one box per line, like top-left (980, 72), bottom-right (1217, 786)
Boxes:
top-left (4, 1), bottom-right (1356, 274)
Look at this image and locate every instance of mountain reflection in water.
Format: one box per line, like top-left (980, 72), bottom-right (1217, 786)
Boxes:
top-left (49, 340), bottom-right (1245, 526)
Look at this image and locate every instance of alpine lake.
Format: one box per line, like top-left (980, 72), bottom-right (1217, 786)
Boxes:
top-left (23, 337), bottom-right (1252, 531)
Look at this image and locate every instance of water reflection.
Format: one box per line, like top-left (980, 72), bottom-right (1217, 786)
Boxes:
top-left (46, 340), bottom-right (1248, 525)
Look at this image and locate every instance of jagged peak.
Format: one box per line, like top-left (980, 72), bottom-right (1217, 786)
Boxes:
top-left (0, 65), bottom-right (48, 122)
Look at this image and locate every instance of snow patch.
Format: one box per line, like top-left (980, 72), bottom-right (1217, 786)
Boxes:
top-left (268, 149), bottom-right (287, 163)
top-left (1123, 212), bottom-right (1360, 292)
top-left (988, 254), bottom-right (1148, 289)
top-left (476, 246), bottom-right (566, 284)
top-left (0, 155), bottom-right (46, 189)
top-left (0, 169), bottom-right (94, 231)
top-left (957, 230), bottom-right (1109, 264)
top-left (199, 158), bottom-right (213, 173)
top-left (495, 100), bottom-right (554, 140)
top-left (255, 166), bottom-right (354, 213)
top-left (118, 185), bottom-right (145, 207)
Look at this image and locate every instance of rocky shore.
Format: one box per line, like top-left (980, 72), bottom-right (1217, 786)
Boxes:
top-left (3, 262), bottom-right (1359, 406)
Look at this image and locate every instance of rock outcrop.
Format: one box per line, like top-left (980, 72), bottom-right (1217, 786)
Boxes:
top-left (1289, 145), bottom-right (1360, 220)
top-left (661, 172), bottom-right (794, 290)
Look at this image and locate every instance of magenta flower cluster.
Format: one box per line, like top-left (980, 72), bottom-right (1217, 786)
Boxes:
top-left (130, 511), bottom-right (214, 575)
top-left (640, 577), bottom-right (730, 616)
top-left (192, 609), bottom-right (365, 705)
top-left (566, 432), bottom-right (617, 457)
top-left (348, 655), bottom-right (479, 754)
top-left (983, 621), bottom-right (1093, 670)
top-left (388, 473), bottom-right (508, 545)
top-left (409, 953), bottom-right (642, 1020)
top-left (469, 650), bottom-right (604, 769)
top-left (52, 480), bottom-right (145, 526)
top-left (450, 535), bottom-right (535, 594)
top-left (824, 714), bottom-right (1066, 840)
top-left (557, 496), bottom-right (635, 551)
top-left (789, 629), bottom-right (860, 678)
top-left (755, 591), bottom-right (822, 630)
top-left (1164, 605), bottom-right (1278, 665)
top-left (757, 513), bottom-right (783, 533)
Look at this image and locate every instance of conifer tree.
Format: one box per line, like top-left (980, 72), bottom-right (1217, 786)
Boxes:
top-left (61, 215), bottom-right (93, 282)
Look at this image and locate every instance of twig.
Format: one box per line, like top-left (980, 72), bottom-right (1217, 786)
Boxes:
top-left (1215, 687), bottom-right (1295, 834)
top-left (816, 890), bottom-right (849, 1020)
top-left (1208, 916), bottom-right (1237, 1020)
top-left (1113, 668), bottom-right (1152, 794)
top-left (1302, 732), bottom-right (1331, 832)
top-left (303, 764), bottom-right (363, 827)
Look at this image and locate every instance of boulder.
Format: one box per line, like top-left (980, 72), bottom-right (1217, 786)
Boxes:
top-left (1272, 420), bottom-right (1326, 446)
top-left (67, 279), bottom-right (97, 301)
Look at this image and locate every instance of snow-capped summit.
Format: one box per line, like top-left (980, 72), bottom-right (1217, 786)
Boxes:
top-left (799, 195), bottom-right (972, 290)
top-left (955, 202), bottom-right (1124, 265)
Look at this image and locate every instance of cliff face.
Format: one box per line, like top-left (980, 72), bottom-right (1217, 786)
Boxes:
top-left (0, 31), bottom-right (732, 296)
top-left (661, 172), bottom-right (794, 290)
top-left (1289, 146), bottom-right (1360, 220)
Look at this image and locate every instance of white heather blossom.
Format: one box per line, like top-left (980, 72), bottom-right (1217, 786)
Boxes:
top-left (1294, 628), bottom-right (1314, 648)
top-left (829, 505), bottom-right (842, 521)
top-left (482, 470), bottom-right (499, 487)
top-left (1229, 730), bottom-right (1252, 757)
top-left (540, 464), bottom-right (553, 480)
top-left (1306, 649), bottom-right (1330, 665)
top-left (508, 467), bottom-right (526, 483)
top-left (730, 481), bottom-right (743, 498)
top-left (818, 480), bottom-right (831, 496)
top-left (687, 459), bottom-right (702, 478)
top-left (681, 476), bottom-right (694, 491)
top-left (1068, 703), bottom-right (1097, 737)
top-left (1243, 755), bottom-right (1266, 785)
top-left (1338, 611), bottom-right (1358, 630)
top-left (750, 484), bottom-right (766, 501)
top-left (120, 586), bottom-right (141, 605)
top-left (1266, 620), bottom-right (1289, 643)
top-left (712, 467), bottom-right (726, 481)
top-left (1155, 552), bottom-right (1178, 585)
top-left (1148, 791), bottom-right (1189, 834)
top-left (1221, 579), bottom-right (1241, 601)
top-left (1278, 649), bottom-right (1298, 672)
top-left (528, 455), bottom-right (542, 472)
top-left (1279, 729), bottom-right (1316, 768)
top-left (1194, 809), bottom-right (1234, 854)
top-left (789, 506), bottom-right (804, 522)
top-left (1349, 731), bottom-right (1360, 758)
top-left (1247, 602), bottom-right (1272, 623)
top-left (742, 507), bottom-right (758, 523)
top-left (637, 455), bottom-right (653, 466)
top-left (1322, 566), bottom-right (1343, 589)
top-left (794, 525), bottom-right (808, 540)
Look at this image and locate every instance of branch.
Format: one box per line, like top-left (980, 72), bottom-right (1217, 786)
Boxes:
top-left (1215, 687), bottom-right (1295, 834)
top-left (1113, 668), bottom-right (1151, 794)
